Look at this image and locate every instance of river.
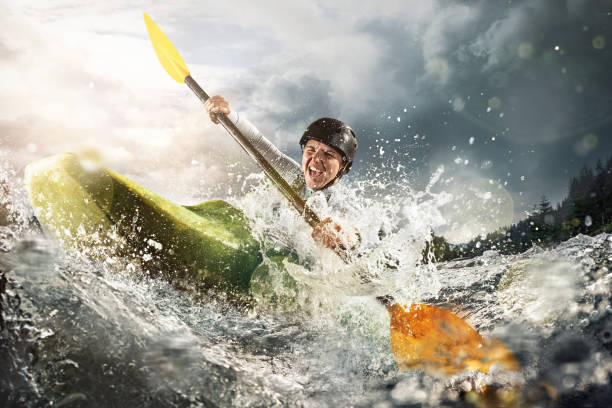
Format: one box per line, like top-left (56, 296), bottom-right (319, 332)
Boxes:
top-left (1, 166), bottom-right (612, 407)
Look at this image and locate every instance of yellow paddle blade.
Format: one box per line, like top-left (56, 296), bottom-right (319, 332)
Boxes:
top-left (143, 12), bottom-right (190, 83)
top-left (387, 303), bottom-right (520, 376)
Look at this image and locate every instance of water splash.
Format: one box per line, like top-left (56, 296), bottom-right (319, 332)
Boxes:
top-left (235, 167), bottom-right (453, 318)
top-left (2, 154), bottom-right (612, 406)
top-left (0, 156), bottom-right (33, 252)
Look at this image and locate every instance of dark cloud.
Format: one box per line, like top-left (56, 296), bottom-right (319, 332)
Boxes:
top-left (221, 71), bottom-right (336, 159)
top-left (318, 0), bottom-right (612, 220)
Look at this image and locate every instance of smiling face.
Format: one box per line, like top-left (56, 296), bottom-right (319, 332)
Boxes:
top-left (301, 139), bottom-right (344, 190)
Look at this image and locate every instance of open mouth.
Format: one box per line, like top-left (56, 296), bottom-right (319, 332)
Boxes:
top-left (308, 165), bottom-right (325, 180)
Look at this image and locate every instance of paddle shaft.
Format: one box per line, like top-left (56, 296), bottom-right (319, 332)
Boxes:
top-left (185, 75), bottom-right (321, 228)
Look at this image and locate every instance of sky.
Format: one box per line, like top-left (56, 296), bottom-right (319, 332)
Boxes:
top-left (1, 0), bottom-right (611, 243)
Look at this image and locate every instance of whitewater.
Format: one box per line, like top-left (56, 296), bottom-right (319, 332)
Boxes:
top-left (1, 159), bottom-right (612, 407)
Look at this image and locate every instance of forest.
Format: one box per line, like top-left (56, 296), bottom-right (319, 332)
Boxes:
top-left (428, 156), bottom-right (612, 262)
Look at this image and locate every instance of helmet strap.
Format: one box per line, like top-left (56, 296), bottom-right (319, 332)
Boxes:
top-left (319, 159), bottom-right (348, 190)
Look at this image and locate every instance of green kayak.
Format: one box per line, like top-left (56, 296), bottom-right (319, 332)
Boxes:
top-left (25, 153), bottom-right (264, 293)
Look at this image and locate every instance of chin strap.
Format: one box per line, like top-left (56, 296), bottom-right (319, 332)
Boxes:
top-left (319, 159), bottom-right (348, 190)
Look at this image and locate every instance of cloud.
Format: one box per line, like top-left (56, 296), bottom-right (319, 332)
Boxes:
top-left (351, 0), bottom-right (612, 208)
top-left (0, 3), bottom-right (258, 199)
top-left (2, 0), bottom-right (612, 233)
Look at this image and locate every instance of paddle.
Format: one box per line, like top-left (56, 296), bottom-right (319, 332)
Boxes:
top-left (143, 12), bottom-right (519, 375)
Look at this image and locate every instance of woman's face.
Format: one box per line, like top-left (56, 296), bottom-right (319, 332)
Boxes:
top-left (302, 139), bottom-right (343, 190)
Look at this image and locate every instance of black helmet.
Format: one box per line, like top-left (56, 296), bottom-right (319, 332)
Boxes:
top-left (299, 117), bottom-right (357, 177)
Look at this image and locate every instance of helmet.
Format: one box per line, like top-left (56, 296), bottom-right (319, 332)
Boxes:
top-left (299, 117), bottom-right (357, 177)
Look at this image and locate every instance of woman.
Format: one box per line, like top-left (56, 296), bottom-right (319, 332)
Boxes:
top-left (204, 95), bottom-right (360, 255)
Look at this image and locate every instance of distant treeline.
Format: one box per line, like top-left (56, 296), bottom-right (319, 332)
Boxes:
top-left (426, 156), bottom-right (612, 262)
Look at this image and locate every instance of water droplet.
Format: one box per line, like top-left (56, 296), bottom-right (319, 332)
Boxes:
top-left (452, 97), bottom-right (465, 112)
top-left (593, 35), bottom-right (606, 50)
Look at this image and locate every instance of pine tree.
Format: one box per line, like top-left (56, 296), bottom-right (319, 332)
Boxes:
top-left (534, 195), bottom-right (554, 245)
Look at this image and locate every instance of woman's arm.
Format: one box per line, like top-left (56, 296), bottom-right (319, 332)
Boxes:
top-left (204, 95), bottom-right (304, 191)
top-left (312, 217), bottom-right (360, 255)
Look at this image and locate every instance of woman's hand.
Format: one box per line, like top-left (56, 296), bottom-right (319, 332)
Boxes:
top-left (204, 95), bottom-right (230, 124)
top-left (312, 217), bottom-right (359, 252)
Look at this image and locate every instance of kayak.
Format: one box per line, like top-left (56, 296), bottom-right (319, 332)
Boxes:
top-left (25, 153), bottom-right (263, 292)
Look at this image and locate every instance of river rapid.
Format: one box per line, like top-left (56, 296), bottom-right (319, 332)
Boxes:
top-left (1, 164), bottom-right (612, 407)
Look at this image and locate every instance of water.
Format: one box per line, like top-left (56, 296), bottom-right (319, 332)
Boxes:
top-left (2, 164), bottom-right (612, 407)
